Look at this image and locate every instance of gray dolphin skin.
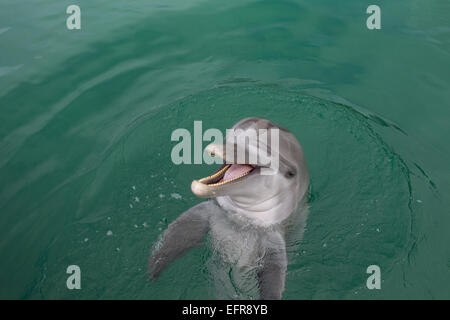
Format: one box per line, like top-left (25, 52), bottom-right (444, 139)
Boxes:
top-left (148, 117), bottom-right (309, 299)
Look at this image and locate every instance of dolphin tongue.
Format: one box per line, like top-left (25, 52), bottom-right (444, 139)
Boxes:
top-left (222, 164), bottom-right (254, 181)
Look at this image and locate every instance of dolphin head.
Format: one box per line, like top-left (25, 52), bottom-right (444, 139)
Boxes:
top-left (191, 117), bottom-right (309, 226)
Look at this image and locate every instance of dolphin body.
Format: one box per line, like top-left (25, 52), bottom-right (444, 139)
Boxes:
top-left (148, 117), bottom-right (309, 299)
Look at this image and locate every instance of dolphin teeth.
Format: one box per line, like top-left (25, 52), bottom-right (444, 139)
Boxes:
top-left (196, 164), bottom-right (256, 187)
top-left (198, 164), bottom-right (230, 184)
top-left (206, 167), bottom-right (254, 186)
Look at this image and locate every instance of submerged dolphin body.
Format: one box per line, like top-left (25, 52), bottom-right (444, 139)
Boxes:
top-left (148, 117), bottom-right (309, 299)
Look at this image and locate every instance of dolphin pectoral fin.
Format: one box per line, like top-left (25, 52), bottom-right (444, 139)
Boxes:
top-left (148, 201), bottom-right (218, 280)
top-left (258, 235), bottom-right (287, 300)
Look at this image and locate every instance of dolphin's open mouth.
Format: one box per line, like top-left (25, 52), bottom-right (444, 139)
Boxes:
top-left (198, 163), bottom-right (256, 186)
top-left (191, 143), bottom-right (261, 197)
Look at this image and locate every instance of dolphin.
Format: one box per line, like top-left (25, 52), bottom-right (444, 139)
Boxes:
top-left (148, 117), bottom-right (309, 299)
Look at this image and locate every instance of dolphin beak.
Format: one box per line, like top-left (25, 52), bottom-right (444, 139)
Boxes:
top-left (191, 180), bottom-right (217, 198)
top-left (204, 143), bottom-right (226, 161)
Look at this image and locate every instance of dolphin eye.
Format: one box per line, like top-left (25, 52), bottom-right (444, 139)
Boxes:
top-left (286, 170), bottom-right (296, 178)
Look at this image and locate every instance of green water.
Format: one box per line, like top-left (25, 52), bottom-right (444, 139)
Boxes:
top-left (0, 0), bottom-right (449, 299)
